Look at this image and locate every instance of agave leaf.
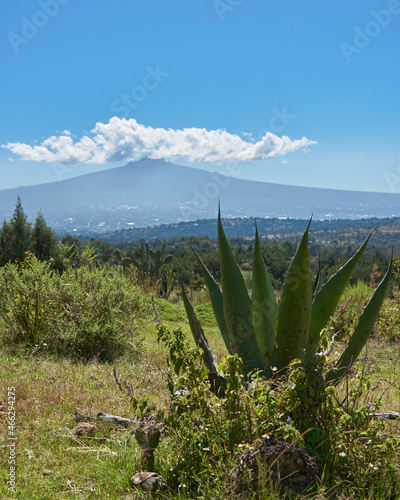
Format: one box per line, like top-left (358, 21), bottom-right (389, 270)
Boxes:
top-left (312, 253), bottom-right (322, 301)
top-left (218, 210), bottom-right (265, 374)
top-left (181, 284), bottom-right (218, 374)
top-left (270, 218), bottom-right (313, 371)
top-left (164, 255), bottom-right (173, 265)
top-left (191, 246), bottom-right (232, 354)
top-left (325, 257), bottom-right (392, 385)
top-left (307, 232), bottom-right (373, 357)
top-left (252, 224), bottom-right (278, 361)
top-left (115, 249), bottom-right (122, 263)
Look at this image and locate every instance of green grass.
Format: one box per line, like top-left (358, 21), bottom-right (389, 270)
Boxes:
top-left (1, 297), bottom-right (400, 499)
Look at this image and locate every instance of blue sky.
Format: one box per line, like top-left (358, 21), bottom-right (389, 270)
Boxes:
top-left (0, 0), bottom-right (399, 192)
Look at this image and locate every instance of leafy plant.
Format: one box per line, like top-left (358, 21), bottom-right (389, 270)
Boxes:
top-left (183, 209), bottom-right (392, 385)
top-left (155, 324), bottom-right (400, 497)
top-left (114, 248), bottom-right (133, 274)
top-left (156, 324), bottom-right (301, 495)
top-left (126, 241), bottom-right (175, 297)
top-left (131, 241), bottom-right (173, 279)
top-left (0, 253), bottom-right (151, 360)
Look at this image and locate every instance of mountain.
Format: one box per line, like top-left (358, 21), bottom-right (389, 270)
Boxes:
top-left (0, 158), bottom-right (400, 236)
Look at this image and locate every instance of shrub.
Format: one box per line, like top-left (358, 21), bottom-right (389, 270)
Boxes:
top-left (156, 325), bottom-right (301, 495)
top-left (152, 325), bottom-right (400, 497)
top-left (0, 254), bottom-right (151, 360)
top-left (0, 254), bottom-right (61, 345)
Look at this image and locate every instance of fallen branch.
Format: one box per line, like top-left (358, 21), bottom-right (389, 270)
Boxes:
top-left (74, 411), bottom-right (137, 427)
top-left (97, 412), bottom-right (137, 426)
top-left (370, 412), bottom-right (400, 420)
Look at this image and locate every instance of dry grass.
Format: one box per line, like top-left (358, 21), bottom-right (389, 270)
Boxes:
top-left (0, 327), bottom-right (172, 499)
top-left (1, 301), bottom-right (400, 499)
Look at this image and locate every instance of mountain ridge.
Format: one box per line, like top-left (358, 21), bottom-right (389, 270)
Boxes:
top-left (1, 158), bottom-right (399, 236)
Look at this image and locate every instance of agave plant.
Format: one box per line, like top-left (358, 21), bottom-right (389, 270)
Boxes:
top-left (182, 210), bottom-right (392, 386)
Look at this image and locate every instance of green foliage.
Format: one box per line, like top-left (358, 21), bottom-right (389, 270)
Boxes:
top-left (328, 281), bottom-right (375, 342)
top-left (152, 296), bottom-right (187, 324)
top-left (305, 365), bottom-right (400, 496)
top-left (251, 226), bottom-right (278, 360)
top-left (193, 301), bottom-right (218, 327)
top-left (325, 261), bottom-right (392, 384)
top-left (307, 233), bottom-right (373, 356)
top-left (378, 286), bottom-right (400, 342)
top-left (217, 211), bottom-right (265, 372)
top-left (114, 248), bottom-right (133, 274)
top-left (272, 219), bottom-right (312, 370)
top-left (376, 256), bottom-right (400, 342)
top-left (0, 197), bottom-right (60, 266)
top-left (30, 211), bottom-right (60, 262)
top-left (129, 240), bottom-right (172, 278)
top-left (183, 210), bottom-right (392, 386)
top-left (156, 325), bottom-right (300, 495)
top-left (0, 196), bottom-right (31, 265)
top-left (0, 253), bottom-right (151, 360)
top-left (0, 254), bottom-right (61, 345)
top-left (125, 240), bottom-right (175, 297)
top-left (86, 237), bottom-right (116, 263)
top-left (154, 325), bottom-right (400, 497)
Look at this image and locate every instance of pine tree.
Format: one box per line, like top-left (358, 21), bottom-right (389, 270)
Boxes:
top-left (8, 196), bottom-right (31, 262)
top-left (0, 198), bottom-right (60, 266)
top-left (0, 219), bottom-right (12, 266)
top-left (30, 211), bottom-right (59, 261)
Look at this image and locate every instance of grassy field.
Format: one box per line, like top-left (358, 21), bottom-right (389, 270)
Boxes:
top-left (1, 298), bottom-right (400, 499)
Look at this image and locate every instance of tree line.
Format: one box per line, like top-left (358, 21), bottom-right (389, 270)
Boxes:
top-left (0, 197), bottom-right (60, 267)
top-left (0, 198), bottom-right (393, 294)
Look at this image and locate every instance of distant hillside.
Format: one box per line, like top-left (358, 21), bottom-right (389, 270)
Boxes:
top-left (89, 216), bottom-right (400, 251)
top-left (1, 158), bottom-right (400, 236)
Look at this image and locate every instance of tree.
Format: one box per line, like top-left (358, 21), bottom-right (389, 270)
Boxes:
top-left (30, 211), bottom-right (59, 261)
top-left (0, 198), bottom-right (60, 266)
top-left (0, 220), bottom-right (12, 266)
top-left (8, 196), bottom-right (31, 263)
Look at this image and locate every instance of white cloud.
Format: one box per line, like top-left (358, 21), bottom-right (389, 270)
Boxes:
top-left (2, 117), bottom-right (317, 165)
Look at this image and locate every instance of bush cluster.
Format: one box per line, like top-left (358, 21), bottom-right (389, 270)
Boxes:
top-left (0, 253), bottom-right (151, 360)
top-left (150, 325), bottom-right (400, 498)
